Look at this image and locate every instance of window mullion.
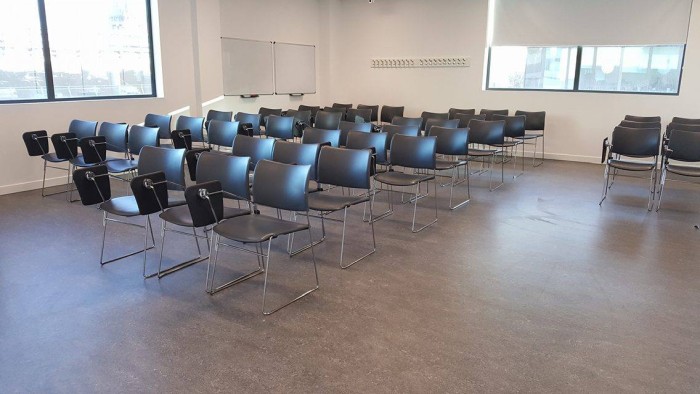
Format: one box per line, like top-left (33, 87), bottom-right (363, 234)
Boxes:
top-left (573, 46), bottom-right (582, 91)
top-left (36, 0), bottom-right (55, 100)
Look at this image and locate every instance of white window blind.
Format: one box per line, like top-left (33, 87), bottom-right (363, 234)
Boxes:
top-left (490, 0), bottom-right (693, 46)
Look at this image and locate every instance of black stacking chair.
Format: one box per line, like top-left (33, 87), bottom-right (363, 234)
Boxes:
top-left (468, 119), bottom-right (506, 191)
top-left (657, 130), bottom-right (700, 211)
top-left (420, 111), bottom-right (449, 134)
top-left (205, 109), bottom-right (233, 130)
top-left (346, 108), bottom-right (372, 123)
top-left (664, 122), bottom-right (700, 139)
top-left (231, 134), bottom-right (275, 170)
top-left (671, 117), bottom-right (700, 125)
top-left (302, 127), bottom-right (341, 147)
top-left (324, 106), bottom-right (347, 119)
top-left (285, 109), bottom-right (312, 138)
top-left (158, 153), bottom-right (252, 280)
top-left (454, 113), bottom-right (486, 129)
top-left (391, 116), bottom-right (423, 128)
top-left (234, 112), bottom-right (262, 136)
top-left (207, 120), bottom-right (238, 151)
top-left (374, 134), bottom-right (438, 232)
top-left (357, 104), bottom-right (379, 123)
top-left (429, 126), bottom-right (470, 210)
top-left (105, 125), bottom-right (159, 181)
top-left (448, 108), bottom-right (476, 119)
top-left (600, 126), bottom-right (661, 211)
top-left (347, 130), bottom-right (389, 169)
top-left (48, 132), bottom-right (80, 201)
top-left (69, 119), bottom-right (98, 140)
top-left (332, 103), bottom-right (352, 109)
top-left (209, 160), bottom-right (319, 315)
top-left (619, 120), bottom-right (662, 129)
top-left (264, 115), bottom-right (295, 140)
top-left (144, 113), bottom-right (173, 147)
top-left (479, 109), bottom-right (509, 120)
top-left (424, 118), bottom-right (459, 135)
top-left (380, 105), bottom-right (405, 124)
top-left (338, 120), bottom-right (372, 146)
top-left (22, 130), bottom-right (71, 197)
top-left (515, 110), bottom-right (546, 166)
top-left (624, 115), bottom-right (661, 123)
top-left (298, 105), bottom-right (320, 123)
top-left (381, 124), bottom-right (420, 156)
top-left (97, 122), bottom-right (129, 160)
top-left (493, 114), bottom-right (527, 178)
top-left (176, 115), bottom-right (206, 145)
top-left (258, 107), bottom-right (283, 130)
top-left (169, 128), bottom-right (210, 182)
top-left (272, 141), bottom-right (322, 192)
top-left (314, 110), bottom-right (342, 130)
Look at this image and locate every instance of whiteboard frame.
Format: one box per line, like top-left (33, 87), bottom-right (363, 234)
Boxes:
top-left (273, 41), bottom-right (317, 95)
top-left (221, 37), bottom-right (275, 96)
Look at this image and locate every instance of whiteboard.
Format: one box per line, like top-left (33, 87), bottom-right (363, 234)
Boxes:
top-left (221, 38), bottom-right (274, 96)
top-left (274, 42), bottom-right (316, 94)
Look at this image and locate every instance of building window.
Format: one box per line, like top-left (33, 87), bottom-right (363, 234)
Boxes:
top-left (0, 0), bottom-right (155, 103)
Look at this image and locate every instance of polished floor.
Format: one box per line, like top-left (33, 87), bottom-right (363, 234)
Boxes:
top-left (1, 160), bottom-right (699, 393)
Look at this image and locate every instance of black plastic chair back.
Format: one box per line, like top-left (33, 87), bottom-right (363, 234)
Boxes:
top-left (298, 105), bottom-right (320, 118)
top-left (286, 110), bottom-right (311, 137)
top-left (144, 113), bottom-right (173, 140)
top-left (265, 115), bottom-right (295, 140)
top-left (231, 134), bottom-right (275, 169)
top-left (206, 109), bottom-right (233, 125)
top-left (332, 103), bottom-right (352, 109)
top-left (316, 110), bottom-right (343, 130)
top-left (97, 122), bottom-right (128, 153)
top-left (391, 116), bottom-right (422, 128)
top-left (479, 109), bottom-right (509, 121)
top-left (258, 107), bottom-right (283, 126)
top-left (208, 120), bottom-right (238, 148)
top-left (420, 111), bottom-right (449, 131)
top-left (425, 118), bottom-right (459, 135)
top-left (390, 134), bottom-right (436, 170)
top-left (137, 146), bottom-right (186, 191)
top-left (454, 113), bottom-right (486, 128)
top-left (51, 132), bottom-right (78, 160)
top-left (382, 124), bottom-right (420, 151)
top-left (22, 130), bottom-right (49, 156)
top-left (185, 181), bottom-right (224, 228)
top-left (339, 121), bottom-right (372, 146)
top-left (346, 108), bottom-right (372, 123)
top-left (131, 171), bottom-right (169, 214)
top-left (493, 114), bottom-right (526, 138)
top-left (346, 131), bottom-right (388, 165)
top-left (671, 117), bottom-right (700, 125)
top-left (272, 141), bottom-right (321, 181)
top-left (619, 120), bottom-right (661, 129)
top-left (667, 130), bottom-right (700, 162)
top-left (128, 126), bottom-right (159, 155)
top-left (171, 129), bottom-right (192, 150)
top-left (357, 104), bottom-right (379, 122)
top-left (469, 119), bottom-right (505, 145)
top-left (666, 122), bottom-right (700, 138)
top-left (317, 146), bottom-right (371, 189)
top-left (176, 115), bottom-right (205, 143)
top-left (624, 115), bottom-right (661, 123)
top-left (252, 160), bottom-right (310, 211)
top-left (234, 112), bottom-right (262, 136)
top-left (302, 127), bottom-right (341, 147)
top-left (69, 119), bottom-right (98, 140)
top-left (381, 105), bottom-right (404, 123)
top-left (515, 110), bottom-right (546, 131)
top-left (610, 126), bottom-right (660, 157)
top-left (429, 127), bottom-right (469, 156)
top-left (79, 136), bottom-right (107, 164)
top-left (448, 108), bottom-right (476, 119)
top-left (73, 164), bottom-right (111, 205)
top-left (197, 152), bottom-right (251, 201)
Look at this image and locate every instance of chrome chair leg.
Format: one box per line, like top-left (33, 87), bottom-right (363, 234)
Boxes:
top-left (599, 164), bottom-right (611, 205)
top-left (157, 223), bottom-right (209, 279)
top-left (411, 179), bottom-right (438, 233)
top-left (448, 164), bottom-right (470, 210)
top-left (339, 204), bottom-right (377, 269)
top-left (656, 166), bottom-right (668, 212)
top-left (289, 211), bottom-right (326, 257)
top-left (100, 212), bottom-right (156, 270)
top-left (206, 233), bottom-right (264, 295)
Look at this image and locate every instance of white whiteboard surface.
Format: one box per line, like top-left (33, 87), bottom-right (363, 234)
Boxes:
top-left (221, 38), bottom-right (274, 96)
top-left (274, 42), bottom-right (316, 94)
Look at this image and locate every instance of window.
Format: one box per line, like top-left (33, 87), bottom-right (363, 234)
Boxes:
top-left (0, 0), bottom-right (155, 103)
top-left (488, 47), bottom-right (577, 90)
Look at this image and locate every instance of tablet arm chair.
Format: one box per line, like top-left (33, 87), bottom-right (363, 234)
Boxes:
top-left (175, 115), bottom-right (206, 146)
top-left (22, 130), bottom-right (70, 197)
top-left (105, 125), bottom-right (160, 183)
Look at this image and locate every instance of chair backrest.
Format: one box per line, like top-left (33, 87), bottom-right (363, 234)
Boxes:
top-left (79, 136), bottom-right (107, 164)
top-left (137, 146), bottom-right (186, 191)
top-left (667, 130), bottom-right (700, 162)
top-left (324, 106), bottom-right (347, 116)
top-left (185, 181), bottom-right (224, 228)
top-left (381, 105), bottom-right (404, 123)
top-left (272, 140), bottom-right (321, 180)
top-left (454, 113), bottom-right (486, 128)
top-left (390, 134), bottom-right (436, 170)
top-left (448, 108), bottom-right (476, 119)
top-left (22, 130), bottom-right (49, 156)
top-left (206, 109), bottom-right (233, 125)
top-left (69, 119), bottom-right (98, 140)
top-left (51, 132), bottom-right (78, 160)
top-left (298, 105), bottom-right (320, 118)
top-left (346, 130), bottom-right (388, 165)
top-left (73, 164), bottom-right (111, 205)
top-left (231, 134), bottom-right (275, 169)
top-left (235, 112), bottom-right (262, 136)
top-left (314, 110), bottom-right (343, 130)
top-left (317, 146), bottom-right (371, 190)
top-left (671, 117), bottom-right (700, 125)
top-left (302, 127), bottom-right (341, 147)
top-left (97, 122), bottom-right (128, 153)
top-left (196, 152), bottom-right (251, 201)
top-left (391, 116), bottom-right (423, 128)
top-left (624, 115), bottom-right (661, 123)
top-left (176, 115), bottom-right (205, 142)
top-left (619, 120), bottom-right (662, 129)
top-left (252, 160), bottom-right (310, 211)
top-left (258, 107), bottom-right (283, 126)
top-left (346, 108), bottom-right (372, 123)
top-left (515, 110), bottom-right (546, 131)
top-left (264, 115), bottom-right (295, 140)
top-left (610, 126), bottom-right (660, 157)
top-left (424, 118), bottom-right (459, 135)
top-left (131, 171), bottom-right (169, 214)
top-left (428, 126), bottom-right (469, 156)
top-left (382, 124), bottom-right (420, 151)
top-left (666, 122), bottom-right (700, 138)
top-left (420, 111), bottom-right (449, 131)
top-left (207, 120), bottom-right (238, 148)
top-left (468, 119), bottom-right (505, 145)
top-left (144, 113), bottom-right (172, 140)
top-left (493, 114), bottom-right (526, 138)
top-left (128, 125), bottom-right (159, 155)
top-left (339, 121), bottom-right (372, 146)
top-left (357, 104), bottom-right (379, 122)
top-left (332, 103), bottom-right (353, 109)
top-left (480, 109), bottom-right (509, 121)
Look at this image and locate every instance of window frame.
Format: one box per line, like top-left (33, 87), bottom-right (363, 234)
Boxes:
top-left (1, 0), bottom-right (157, 104)
top-left (485, 45), bottom-right (686, 96)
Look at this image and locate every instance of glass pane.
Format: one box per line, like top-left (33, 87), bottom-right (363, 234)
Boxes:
top-left (579, 45), bottom-right (683, 94)
top-left (0, 1), bottom-right (47, 101)
top-left (45, 0), bottom-right (153, 99)
top-left (488, 46), bottom-right (576, 90)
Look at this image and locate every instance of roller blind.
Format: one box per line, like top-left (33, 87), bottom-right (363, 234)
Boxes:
top-left (491, 0), bottom-right (693, 46)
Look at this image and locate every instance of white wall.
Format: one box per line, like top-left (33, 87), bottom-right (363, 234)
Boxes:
top-left (327, 0), bottom-right (700, 163)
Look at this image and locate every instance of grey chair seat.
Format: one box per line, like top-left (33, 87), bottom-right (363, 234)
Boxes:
top-left (69, 155), bottom-right (92, 167)
top-left (375, 171), bottom-right (434, 187)
top-left (42, 152), bottom-right (67, 163)
top-left (100, 196), bottom-right (140, 217)
top-left (608, 159), bottom-right (656, 171)
top-left (105, 158), bottom-right (138, 173)
top-left (519, 134), bottom-right (541, 140)
top-left (159, 205), bottom-right (250, 227)
top-left (308, 193), bottom-right (369, 212)
top-left (435, 158), bottom-right (467, 170)
top-left (468, 148), bottom-right (501, 156)
top-left (213, 215), bottom-right (309, 243)
top-left (666, 164), bottom-right (700, 177)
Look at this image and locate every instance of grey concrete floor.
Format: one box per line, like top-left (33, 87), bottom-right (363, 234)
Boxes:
top-left (1, 160), bottom-right (699, 393)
